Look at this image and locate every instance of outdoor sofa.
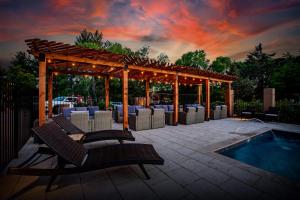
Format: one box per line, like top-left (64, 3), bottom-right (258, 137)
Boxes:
top-left (154, 104), bottom-right (174, 125)
top-left (53, 114), bottom-right (134, 143)
top-left (115, 105), bottom-right (144, 123)
top-left (129, 108), bottom-right (152, 131)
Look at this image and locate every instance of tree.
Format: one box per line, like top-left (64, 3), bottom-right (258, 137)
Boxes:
top-left (105, 42), bottom-right (134, 55)
top-left (244, 43), bottom-right (275, 98)
top-left (135, 45), bottom-right (150, 58)
top-left (271, 54), bottom-right (300, 99)
top-left (7, 51), bottom-right (38, 90)
top-left (211, 56), bottom-right (232, 73)
top-left (175, 50), bottom-right (209, 69)
top-left (0, 65), bottom-right (6, 76)
top-left (75, 29), bottom-right (103, 49)
top-left (157, 53), bottom-right (170, 64)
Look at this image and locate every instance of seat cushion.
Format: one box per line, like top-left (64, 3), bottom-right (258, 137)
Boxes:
top-left (63, 107), bottom-right (75, 118)
top-left (88, 106), bottom-right (99, 116)
top-left (167, 105), bottom-right (174, 111)
top-left (75, 107), bottom-right (87, 111)
top-left (128, 105), bottom-right (136, 114)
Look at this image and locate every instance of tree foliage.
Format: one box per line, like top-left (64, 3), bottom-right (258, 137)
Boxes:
top-left (211, 56), bottom-right (232, 73)
top-left (175, 50), bottom-right (209, 69)
top-left (75, 29), bottom-right (103, 49)
top-left (7, 51), bottom-right (38, 90)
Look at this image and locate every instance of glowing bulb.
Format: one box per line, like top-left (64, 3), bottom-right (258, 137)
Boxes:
top-left (141, 71), bottom-right (144, 75)
top-left (154, 72), bottom-right (157, 76)
top-left (165, 74), bottom-right (168, 77)
top-left (184, 77), bottom-right (187, 80)
top-left (48, 59), bottom-right (52, 63)
top-left (193, 78), bottom-right (195, 81)
top-left (72, 63), bottom-right (75, 66)
top-left (54, 72), bottom-right (58, 76)
top-left (92, 65), bottom-right (96, 68)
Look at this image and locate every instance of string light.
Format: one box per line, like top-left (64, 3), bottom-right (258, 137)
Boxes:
top-left (97, 76), bottom-right (101, 79)
top-left (184, 76), bottom-right (187, 80)
top-left (47, 59), bottom-right (52, 63)
top-left (154, 72), bottom-right (157, 76)
top-left (72, 63), bottom-right (75, 66)
top-left (92, 65), bottom-right (96, 69)
top-left (165, 74), bottom-right (168, 77)
top-left (150, 80), bottom-right (152, 83)
top-left (54, 72), bottom-right (58, 76)
top-left (141, 71), bottom-right (144, 75)
top-left (193, 78), bottom-right (195, 81)
top-left (110, 77), bottom-right (113, 80)
top-left (190, 84), bottom-right (192, 87)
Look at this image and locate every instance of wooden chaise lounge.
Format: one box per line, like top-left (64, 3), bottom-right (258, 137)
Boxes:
top-left (8, 122), bottom-right (164, 192)
top-left (53, 114), bottom-right (135, 143)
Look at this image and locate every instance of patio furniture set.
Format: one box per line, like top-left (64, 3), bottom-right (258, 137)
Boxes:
top-left (241, 106), bottom-right (280, 121)
top-left (8, 115), bottom-right (164, 192)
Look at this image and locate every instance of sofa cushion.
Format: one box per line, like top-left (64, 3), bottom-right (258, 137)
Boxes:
top-left (63, 107), bottom-right (75, 118)
top-left (167, 105), bottom-right (174, 111)
top-left (154, 105), bottom-right (163, 109)
top-left (75, 107), bottom-right (87, 111)
top-left (88, 106), bottom-right (99, 116)
top-left (128, 105), bottom-right (136, 114)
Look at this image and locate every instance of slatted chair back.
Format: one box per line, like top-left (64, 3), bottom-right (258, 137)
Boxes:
top-left (32, 121), bottom-right (87, 167)
top-left (53, 114), bottom-right (84, 134)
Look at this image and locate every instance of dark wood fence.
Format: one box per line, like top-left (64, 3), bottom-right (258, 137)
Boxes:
top-left (0, 78), bottom-right (36, 170)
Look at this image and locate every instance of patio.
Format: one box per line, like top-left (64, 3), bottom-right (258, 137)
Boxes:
top-left (1, 118), bottom-right (300, 200)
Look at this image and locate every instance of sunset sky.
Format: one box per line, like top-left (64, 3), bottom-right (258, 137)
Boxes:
top-left (1, 0), bottom-right (300, 66)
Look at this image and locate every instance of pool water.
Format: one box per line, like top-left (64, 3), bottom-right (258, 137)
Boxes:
top-left (219, 130), bottom-right (300, 182)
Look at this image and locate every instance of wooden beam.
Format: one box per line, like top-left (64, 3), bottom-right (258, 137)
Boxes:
top-left (42, 53), bottom-right (233, 83)
top-left (173, 74), bottom-right (179, 125)
top-left (39, 55), bottom-right (46, 126)
top-left (48, 72), bottom-right (53, 118)
top-left (225, 82), bottom-right (233, 117)
top-left (105, 76), bottom-right (110, 109)
top-left (145, 78), bottom-right (150, 108)
top-left (122, 66), bottom-right (129, 130)
top-left (205, 79), bottom-right (210, 121)
top-left (197, 84), bottom-right (202, 105)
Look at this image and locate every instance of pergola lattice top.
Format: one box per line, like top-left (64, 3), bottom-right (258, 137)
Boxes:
top-left (26, 38), bottom-right (236, 84)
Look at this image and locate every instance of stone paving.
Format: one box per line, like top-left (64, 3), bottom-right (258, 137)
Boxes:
top-left (1, 118), bottom-right (300, 200)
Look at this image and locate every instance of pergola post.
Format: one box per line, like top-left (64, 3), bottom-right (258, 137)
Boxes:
top-left (105, 75), bottom-right (110, 109)
top-left (205, 79), bottom-right (210, 120)
top-left (225, 82), bottom-right (233, 117)
top-left (38, 53), bottom-right (46, 126)
top-left (48, 72), bottom-right (53, 118)
top-left (173, 74), bottom-right (179, 125)
top-left (145, 78), bottom-right (150, 108)
top-left (122, 65), bottom-right (129, 130)
top-left (197, 83), bottom-right (202, 105)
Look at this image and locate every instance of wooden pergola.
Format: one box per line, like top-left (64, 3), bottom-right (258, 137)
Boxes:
top-left (25, 38), bottom-right (236, 129)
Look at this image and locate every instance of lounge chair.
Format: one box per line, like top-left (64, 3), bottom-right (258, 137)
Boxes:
top-left (8, 122), bottom-right (164, 192)
top-left (53, 114), bottom-right (135, 143)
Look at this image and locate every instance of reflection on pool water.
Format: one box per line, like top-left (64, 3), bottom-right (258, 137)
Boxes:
top-left (219, 130), bottom-right (300, 182)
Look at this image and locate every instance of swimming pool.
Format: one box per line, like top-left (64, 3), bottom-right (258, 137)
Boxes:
top-left (219, 130), bottom-right (300, 182)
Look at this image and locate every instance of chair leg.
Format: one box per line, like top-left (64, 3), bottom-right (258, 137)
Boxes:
top-left (45, 175), bottom-right (57, 192)
top-left (138, 164), bottom-right (150, 179)
top-left (118, 139), bottom-right (124, 144)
